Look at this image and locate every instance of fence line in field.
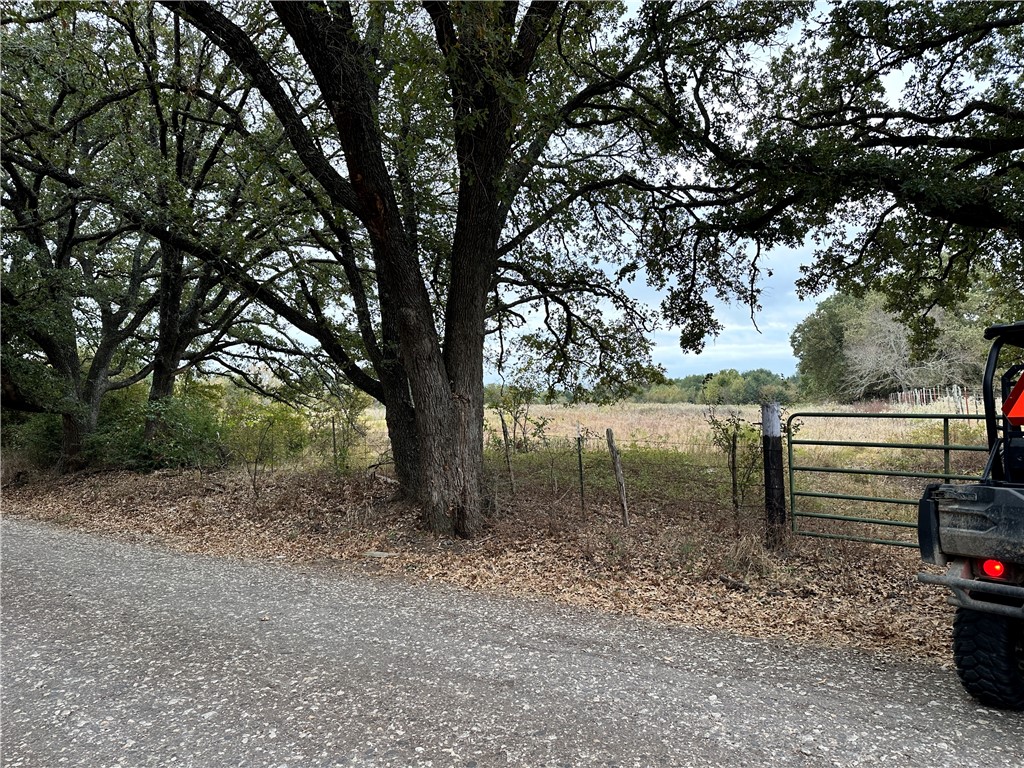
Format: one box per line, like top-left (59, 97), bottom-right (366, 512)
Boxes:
top-left (309, 403), bottom-right (990, 548)
top-left (889, 385), bottom-right (983, 414)
top-left (477, 426), bottom-right (768, 534)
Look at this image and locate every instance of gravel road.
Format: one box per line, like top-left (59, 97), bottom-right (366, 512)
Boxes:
top-left (2, 518), bottom-right (1022, 767)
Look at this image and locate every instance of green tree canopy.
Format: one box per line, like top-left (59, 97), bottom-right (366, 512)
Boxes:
top-left (791, 288), bottom-right (1007, 401)
top-left (790, 294), bottom-right (858, 401)
top-left (683, 1), bottom-right (1024, 334)
top-left (4, 1), bottom-right (810, 535)
top-left (5, 1), bottom-right (1019, 535)
top-left (0, 4), bottom-right (288, 463)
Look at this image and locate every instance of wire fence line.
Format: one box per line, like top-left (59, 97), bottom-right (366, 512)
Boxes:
top-left (307, 407), bottom-right (992, 547)
top-left (483, 429), bottom-right (765, 524)
top-left (302, 420), bottom-right (766, 525)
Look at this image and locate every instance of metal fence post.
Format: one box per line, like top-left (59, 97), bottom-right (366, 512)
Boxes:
top-left (943, 417), bottom-right (951, 481)
top-left (762, 401), bottom-right (787, 549)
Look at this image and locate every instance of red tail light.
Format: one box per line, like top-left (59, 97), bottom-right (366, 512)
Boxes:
top-left (982, 559), bottom-right (1007, 579)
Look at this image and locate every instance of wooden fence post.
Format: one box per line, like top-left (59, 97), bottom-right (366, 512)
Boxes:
top-left (576, 424), bottom-right (586, 518)
top-left (499, 411), bottom-right (516, 494)
top-left (606, 428), bottom-right (629, 527)
top-left (761, 401), bottom-right (787, 549)
top-left (331, 416), bottom-right (338, 469)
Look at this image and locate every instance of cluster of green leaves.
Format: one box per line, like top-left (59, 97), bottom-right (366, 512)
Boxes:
top-left (695, 1), bottom-right (1024, 331)
top-left (88, 384), bottom-right (224, 469)
top-left (483, 382), bottom-right (551, 454)
top-left (1, 3), bottom-right (372, 471)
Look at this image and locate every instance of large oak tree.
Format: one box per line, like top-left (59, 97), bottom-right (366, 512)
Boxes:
top-left (147, 0), bottom-right (798, 536)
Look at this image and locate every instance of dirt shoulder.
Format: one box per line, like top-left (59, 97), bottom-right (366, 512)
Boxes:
top-left (1, 467), bottom-right (954, 666)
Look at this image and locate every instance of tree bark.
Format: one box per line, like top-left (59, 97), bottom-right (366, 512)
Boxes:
top-left (57, 412), bottom-right (86, 473)
top-left (378, 370), bottom-right (421, 496)
top-left (144, 245), bottom-right (185, 442)
top-left (144, 363), bottom-right (177, 443)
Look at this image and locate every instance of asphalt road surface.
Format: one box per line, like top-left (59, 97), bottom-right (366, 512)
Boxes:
top-left (2, 518), bottom-right (1023, 767)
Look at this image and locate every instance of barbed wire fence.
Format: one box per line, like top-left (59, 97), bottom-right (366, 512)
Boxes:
top-left (479, 429), bottom-right (767, 531)
top-left (303, 408), bottom-right (776, 539)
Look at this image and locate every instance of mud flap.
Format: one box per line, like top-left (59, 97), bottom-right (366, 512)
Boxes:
top-left (918, 484), bottom-right (943, 565)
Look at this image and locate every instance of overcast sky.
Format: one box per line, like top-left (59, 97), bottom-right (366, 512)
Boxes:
top-left (651, 244), bottom-right (827, 379)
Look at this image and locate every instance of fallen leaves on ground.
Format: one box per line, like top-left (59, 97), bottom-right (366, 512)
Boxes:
top-left (2, 467), bottom-right (954, 665)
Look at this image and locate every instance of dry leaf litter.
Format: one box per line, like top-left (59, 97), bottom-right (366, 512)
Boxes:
top-left (2, 468), bottom-right (953, 666)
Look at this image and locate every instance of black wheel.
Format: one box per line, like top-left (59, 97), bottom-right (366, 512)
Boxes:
top-left (952, 607), bottom-right (1024, 710)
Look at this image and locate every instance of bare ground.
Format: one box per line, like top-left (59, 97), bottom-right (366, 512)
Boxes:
top-left (1, 467), bottom-right (954, 667)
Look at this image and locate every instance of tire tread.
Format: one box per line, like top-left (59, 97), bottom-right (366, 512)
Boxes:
top-left (952, 607), bottom-right (1024, 710)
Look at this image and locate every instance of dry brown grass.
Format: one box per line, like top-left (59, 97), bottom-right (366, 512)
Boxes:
top-left (477, 401), bottom-right (987, 453)
top-left (487, 402), bottom-right (759, 452)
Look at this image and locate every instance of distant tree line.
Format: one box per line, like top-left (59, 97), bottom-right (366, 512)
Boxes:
top-left (629, 369), bottom-right (799, 405)
top-left (484, 369), bottom-right (800, 407)
top-left (790, 286), bottom-right (1016, 402)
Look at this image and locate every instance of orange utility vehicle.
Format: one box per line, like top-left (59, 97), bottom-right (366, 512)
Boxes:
top-left (918, 320), bottom-right (1024, 709)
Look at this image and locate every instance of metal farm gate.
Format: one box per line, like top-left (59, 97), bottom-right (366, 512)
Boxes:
top-left (785, 411), bottom-right (989, 547)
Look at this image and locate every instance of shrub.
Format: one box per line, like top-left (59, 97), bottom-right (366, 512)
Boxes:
top-left (86, 383), bottom-right (225, 469)
top-left (306, 388), bottom-right (372, 472)
top-left (1, 410), bottom-right (63, 469)
top-left (221, 397), bottom-right (308, 465)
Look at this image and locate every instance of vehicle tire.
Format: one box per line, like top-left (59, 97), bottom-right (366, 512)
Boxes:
top-left (952, 607), bottom-right (1024, 710)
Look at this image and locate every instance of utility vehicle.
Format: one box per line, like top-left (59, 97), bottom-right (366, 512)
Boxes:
top-left (918, 320), bottom-right (1024, 710)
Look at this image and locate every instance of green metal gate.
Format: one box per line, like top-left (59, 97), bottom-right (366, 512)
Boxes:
top-left (786, 411), bottom-right (989, 547)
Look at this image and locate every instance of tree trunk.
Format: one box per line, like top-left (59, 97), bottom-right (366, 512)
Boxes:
top-left (57, 412), bottom-right (86, 473)
top-left (382, 254), bottom-right (485, 537)
top-left (57, 397), bottom-right (100, 474)
top-left (414, 388), bottom-right (483, 538)
top-left (379, 372), bottom-right (421, 496)
top-left (174, 2), bottom-right (530, 538)
top-left (436, 174), bottom-right (506, 538)
top-left (144, 361), bottom-right (177, 443)
top-left (145, 244), bottom-right (185, 442)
